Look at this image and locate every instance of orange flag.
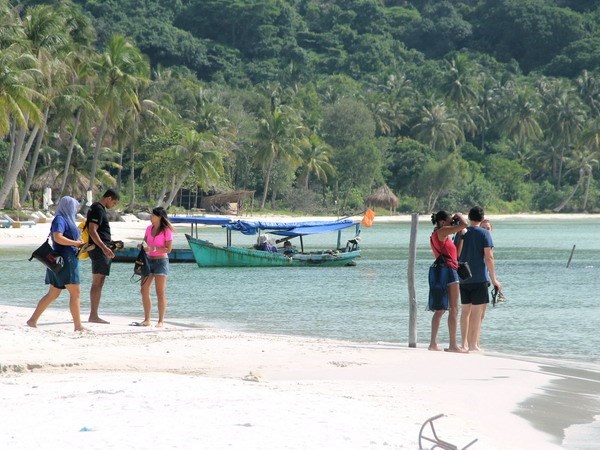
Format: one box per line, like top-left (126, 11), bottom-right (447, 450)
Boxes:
top-left (361, 208), bottom-right (375, 227)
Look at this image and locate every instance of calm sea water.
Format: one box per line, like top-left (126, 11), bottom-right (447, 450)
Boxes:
top-left (1, 218), bottom-right (599, 365)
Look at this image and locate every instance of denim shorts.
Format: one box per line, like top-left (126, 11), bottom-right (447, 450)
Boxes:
top-left (441, 265), bottom-right (460, 285)
top-left (149, 258), bottom-right (169, 276)
top-left (45, 253), bottom-right (80, 289)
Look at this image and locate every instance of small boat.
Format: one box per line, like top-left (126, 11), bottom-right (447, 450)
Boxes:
top-left (185, 218), bottom-right (362, 268)
top-left (113, 216), bottom-right (232, 263)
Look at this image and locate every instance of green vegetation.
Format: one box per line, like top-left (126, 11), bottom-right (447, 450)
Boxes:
top-left (1, 0), bottom-right (600, 214)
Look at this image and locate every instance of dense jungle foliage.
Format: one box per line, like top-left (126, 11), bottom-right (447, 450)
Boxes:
top-left (2, 0), bottom-right (600, 214)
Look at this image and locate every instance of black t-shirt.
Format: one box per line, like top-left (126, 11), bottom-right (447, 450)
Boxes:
top-left (86, 202), bottom-right (111, 247)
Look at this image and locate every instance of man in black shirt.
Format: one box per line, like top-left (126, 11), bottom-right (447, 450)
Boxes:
top-left (86, 189), bottom-right (119, 324)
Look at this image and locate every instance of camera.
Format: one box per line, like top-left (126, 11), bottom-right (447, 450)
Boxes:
top-left (451, 217), bottom-right (459, 226)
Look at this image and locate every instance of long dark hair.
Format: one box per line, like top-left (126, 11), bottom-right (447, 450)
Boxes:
top-left (151, 207), bottom-right (173, 234)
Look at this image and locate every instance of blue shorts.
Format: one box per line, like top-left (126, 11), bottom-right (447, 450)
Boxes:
top-left (149, 258), bottom-right (169, 276)
top-left (442, 265), bottom-right (460, 285)
top-left (45, 253), bottom-right (80, 289)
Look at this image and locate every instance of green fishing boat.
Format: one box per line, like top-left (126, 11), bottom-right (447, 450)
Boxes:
top-left (185, 218), bottom-right (362, 268)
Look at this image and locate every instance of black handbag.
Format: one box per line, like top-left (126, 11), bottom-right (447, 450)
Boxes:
top-left (131, 247), bottom-right (151, 283)
top-left (29, 237), bottom-right (65, 273)
top-left (457, 261), bottom-right (472, 280)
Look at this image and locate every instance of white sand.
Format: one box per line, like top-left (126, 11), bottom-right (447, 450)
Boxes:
top-left (0, 304), bottom-right (563, 450)
top-left (1, 213), bottom-right (596, 448)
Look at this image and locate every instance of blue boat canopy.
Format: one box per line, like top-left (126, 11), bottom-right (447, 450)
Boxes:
top-left (225, 219), bottom-right (358, 236)
top-left (169, 216), bottom-right (232, 226)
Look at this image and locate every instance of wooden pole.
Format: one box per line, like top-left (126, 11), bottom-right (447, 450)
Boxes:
top-left (566, 244), bottom-right (576, 268)
top-left (407, 212), bottom-right (419, 348)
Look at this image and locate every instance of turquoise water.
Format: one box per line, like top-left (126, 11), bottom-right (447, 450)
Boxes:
top-left (2, 218), bottom-right (599, 365)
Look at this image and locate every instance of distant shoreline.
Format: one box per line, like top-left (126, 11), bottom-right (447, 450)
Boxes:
top-left (1, 212), bottom-right (599, 248)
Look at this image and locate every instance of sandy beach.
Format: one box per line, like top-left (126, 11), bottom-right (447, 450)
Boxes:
top-left (1, 304), bottom-right (569, 449)
top-left (1, 214), bottom-right (599, 448)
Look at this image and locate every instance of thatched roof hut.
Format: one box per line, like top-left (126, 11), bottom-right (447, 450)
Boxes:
top-left (365, 184), bottom-right (399, 213)
top-left (201, 190), bottom-right (255, 216)
top-left (30, 170), bottom-right (96, 206)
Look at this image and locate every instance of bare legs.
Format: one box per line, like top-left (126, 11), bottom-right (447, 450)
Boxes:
top-left (429, 283), bottom-right (465, 352)
top-left (467, 304), bottom-right (487, 351)
top-left (27, 284), bottom-right (85, 331)
top-left (89, 273), bottom-right (110, 324)
top-left (428, 310), bottom-right (444, 351)
top-left (446, 283), bottom-right (465, 352)
top-left (140, 275), bottom-right (167, 327)
top-left (460, 303), bottom-right (486, 351)
top-left (460, 304), bottom-right (472, 350)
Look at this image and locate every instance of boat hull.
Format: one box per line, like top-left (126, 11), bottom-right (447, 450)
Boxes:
top-left (186, 235), bottom-right (360, 267)
top-left (113, 247), bottom-right (195, 263)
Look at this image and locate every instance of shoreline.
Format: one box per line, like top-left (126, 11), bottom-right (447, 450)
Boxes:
top-left (1, 305), bottom-right (598, 448)
top-left (1, 212), bottom-right (599, 248)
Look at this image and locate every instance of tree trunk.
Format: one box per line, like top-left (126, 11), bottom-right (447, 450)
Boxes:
top-left (22, 107), bottom-right (50, 202)
top-left (164, 171), bottom-right (189, 208)
top-left (0, 124), bottom-right (41, 208)
top-left (260, 156), bottom-right (274, 209)
top-left (553, 168), bottom-right (584, 212)
top-left (155, 185), bottom-right (167, 208)
top-left (88, 114), bottom-right (108, 191)
top-left (583, 168), bottom-right (592, 211)
top-left (59, 109), bottom-right (82, 198)
top-left (116, 136), bottom-right (124, 193)
top-left (127, 127), bottom-right (138, 212)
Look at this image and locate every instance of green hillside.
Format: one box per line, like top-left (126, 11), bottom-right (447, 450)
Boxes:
top-left (1, 0), bottom-right (599, 214)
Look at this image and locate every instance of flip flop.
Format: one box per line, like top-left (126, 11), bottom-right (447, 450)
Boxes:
top-left (129, 321), bottom-right (149, 327)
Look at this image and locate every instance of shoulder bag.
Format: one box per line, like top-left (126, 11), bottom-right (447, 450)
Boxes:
top-left (29, 235), bottom-right (64, 273)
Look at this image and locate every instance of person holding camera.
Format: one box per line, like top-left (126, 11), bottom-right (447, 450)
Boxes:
top-left (429, 210), bottom-right (468, 352)
top-left (457, 206), bottom-right (502, 352)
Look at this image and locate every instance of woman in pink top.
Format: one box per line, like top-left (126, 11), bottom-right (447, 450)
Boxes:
top-left (138, 207), bottom-right (174, 327)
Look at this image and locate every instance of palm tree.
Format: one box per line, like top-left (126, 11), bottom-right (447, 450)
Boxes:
top-left (576, 70), bottom-right (600, 118)
top-left (158, 129), bottom-right (225, 207)
top-left (541, 81), bottom-right (586, 188)
top-left (297, 134), bottom-right (335, 190)
top-left (553, 148), bottom-right (598, 212)
top-left (116, 86), bottom-right (165, 211)
top-left (34, 139), bottom-right (119, 200)
top-left (89, 34), bottom-right (149, 192)
top-left (578, 118), bottom-right (600, 209)
top-left (54, 50), bottom-right (98, 198)
top-left (497, 86), bottom-right (544, 152)
top-left (442, 54), bottom-right (478, 108)
top-left (412, 102), bottom-right (464, 152)
top-left (254, 105), bottom-right (306, 208)
top-left (473, 74), bottom-right (501, 150)
top-left (0, 44), bottom-right (44, 208)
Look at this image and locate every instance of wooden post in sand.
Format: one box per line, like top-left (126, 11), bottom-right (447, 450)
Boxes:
top-left (407, 213), bottom-right (419, 347)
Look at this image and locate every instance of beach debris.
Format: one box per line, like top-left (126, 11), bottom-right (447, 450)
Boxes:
top-left (242, 371), bottom-right (266, 382)
top-left (418, 414), bottom-right (477, 450)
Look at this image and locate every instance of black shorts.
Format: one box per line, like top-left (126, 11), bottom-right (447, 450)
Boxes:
top-left (460, 282), bottom-right (489, 305)
top-left (90, 251), bottom-right (112, 276)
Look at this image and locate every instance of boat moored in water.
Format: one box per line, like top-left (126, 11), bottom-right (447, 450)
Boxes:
top-left (185, 218), bottom-right (362, 268)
